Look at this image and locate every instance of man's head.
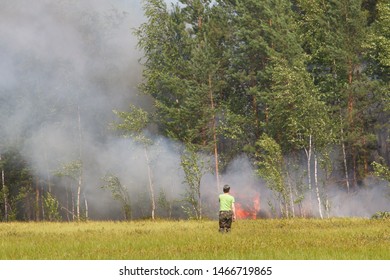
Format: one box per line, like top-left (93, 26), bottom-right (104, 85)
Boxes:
top-left (223, 184), bottom-right (230, 193)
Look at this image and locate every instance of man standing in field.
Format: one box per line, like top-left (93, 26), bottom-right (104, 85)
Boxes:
top-left (219, 184), bottom-right (236, 233)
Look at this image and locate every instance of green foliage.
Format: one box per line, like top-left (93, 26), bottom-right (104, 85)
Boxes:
top-left (267, 59), bottom-right (334, 152)
top-left (364, 0), bottom-right (390, 81)
top-left (180, 145), bottom-right (209, 219)
top-left (101, 173), bottom-right (132, 220)
top-left (0, 148), bottom-right (35, 221)
top-left (296, 0), bottom-right (382, 185)
top-left (13, 185), bottom-right (35, 221)
top-left (372, 161), bottom-right (390, 186)
top-left (43, 192), bottom-right (61, 221)
top-left (255, 134), bottom-right (289, 215)
top-left (136, 0), bottom-right (239, 160)
top-left (371, 211), bottom-right (390, 219)
top-left (113, 105), bottom-right (151, 145)
top-left (0, 185), bottom-right (11, 221)
top-left (157, 189), bottom-right (173, 219)
top-left (135, 0), bottom-right (389, 207)
top-left (113, 103), bottom-right (158, 220)
top-left (54, 160), bottom-right (82, 181)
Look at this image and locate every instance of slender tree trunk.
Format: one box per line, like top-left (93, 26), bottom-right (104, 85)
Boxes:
top-left (35, 178), bottom-right (40, 221)
top-left (340, 126), bottom-right (350, 193)
top-left (323, 158), bottom-right (331, 218)
top-left (252, 94), bottom-right (259, 137)
top-left (65, 187), bottom-right (70, 221)
top-left (198, 179), bottom-right (202, 220)
top-left (347, 60), bottom-right (358, 189)
top-left (347, 60), bottom-right (354, 125)
top-left (352, 146), bottom-right (357, 187)
top-left (304, 135), bottom-right (312, 191)
top-left (71, 185), bottom-right (75, 221)
top-left (314, 153), bottom-right (323, 219)
top-left (362, 136), bottom-right (368, 175)
top-left (286, 169), bottom-right (295, 218)
top-left (333, 51), bottom-right (351, 192)
top-left (41, 185), bottom-right (45, 221)
top-left (208, 74), bottom-right (220, 191)
top-left (325, 199), bottom-right (330, 218)
top-left (144, 147), bottom-right (155, 220)
top-left (44, 148), bottom-right (52, 193)
top-left (77, 175), bottom-right (81, 221)
top-left (84, 195), bottom-right (88, 221)
top-left (77, 104), bottom-right (83, 221)
top-left (285, 200), bottom-right (289, 218)
top-left (1, 154), bottom-right (7, 222)
top-left (304, 135), bottom-right (313, 216)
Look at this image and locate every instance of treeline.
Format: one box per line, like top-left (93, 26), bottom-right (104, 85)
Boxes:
top-left (0, 0), bottom-right (389, 221)
top-left (133, 0), bottom-right (390, 218)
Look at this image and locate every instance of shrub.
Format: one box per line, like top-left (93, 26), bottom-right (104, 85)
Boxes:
top-left (371, 211), bottom-right (390, 219)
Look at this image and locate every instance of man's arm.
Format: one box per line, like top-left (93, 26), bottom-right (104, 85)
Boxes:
top-left (232, 202), bottom-right (236, 221)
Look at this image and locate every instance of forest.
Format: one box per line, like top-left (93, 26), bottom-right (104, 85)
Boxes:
top-left (0, 0), bottom-right (389, 222)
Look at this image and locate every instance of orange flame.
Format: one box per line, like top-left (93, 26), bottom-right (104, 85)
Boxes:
top-left (235, 194), bottom-right (260, 219)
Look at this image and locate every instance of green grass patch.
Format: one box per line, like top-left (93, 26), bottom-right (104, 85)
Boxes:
top-left (0, 218), bottom-right (389, 260)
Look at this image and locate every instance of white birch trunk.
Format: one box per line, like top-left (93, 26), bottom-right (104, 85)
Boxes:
top-left (314, 153), bottom-right (323, 219)
top-left (77, 175), bottom-right (81, 221)
top-left (144, 148), bottom-right (155, 220)
top-left (77, 104), bottom-right (83, 221)
top-left (71, 186), bottom-right (75, 221)
top-left (325, 198), bottom-right (330, 218)
top-left (341, 139), bottom-right (350, 193)
top-left (305, 135), bottom-right (312, 191)
top-left (84, 196), bottom-right (88, 220)
top-left (304, 135), bottom-right (313, 216)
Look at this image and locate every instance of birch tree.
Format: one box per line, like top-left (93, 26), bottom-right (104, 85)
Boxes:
top-left (54, 160), bottom-right (83, 221)
top-left (101, 173), bottom-right (132, 220)
top-left (255, 134), bottom-right (290, 217)
top-left (136, 0), bottom-right (238, 191)
top-left (113, 105), bottom-right (156, 220)
top-left (180, 145), bottom-right (209, 219)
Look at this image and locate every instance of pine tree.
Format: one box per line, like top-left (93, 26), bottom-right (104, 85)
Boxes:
top-left (226, 0), bottom-right (332, 216)
top-left (136, 0), bottom-right (235, 190)
top-left (297, 0), bottom-right (375, 189)
top-left (364, 0), bottom-right (390, 166)
top-left (113, 105), bottom-right (156, 220)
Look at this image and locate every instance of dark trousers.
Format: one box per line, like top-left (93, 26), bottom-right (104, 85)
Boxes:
top-left (219, 210), bottom-right (233, 232)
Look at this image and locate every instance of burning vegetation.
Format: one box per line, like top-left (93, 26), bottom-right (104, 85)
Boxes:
top-left (234, 193), bottom-right (261, 220)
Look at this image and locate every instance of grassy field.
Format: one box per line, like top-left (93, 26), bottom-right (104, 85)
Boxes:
top-left (0, 218), bottom-right (389, 260)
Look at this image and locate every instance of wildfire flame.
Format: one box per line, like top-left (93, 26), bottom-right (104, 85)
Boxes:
top-left (235, 193), bottom-right (260, 219)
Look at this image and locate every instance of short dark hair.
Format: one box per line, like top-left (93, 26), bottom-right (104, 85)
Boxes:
top-left (223, 184), bottom-right (230, 193)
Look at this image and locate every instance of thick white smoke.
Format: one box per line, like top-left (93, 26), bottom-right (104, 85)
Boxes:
top-left (0, 0), bottom-right (149, 219)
